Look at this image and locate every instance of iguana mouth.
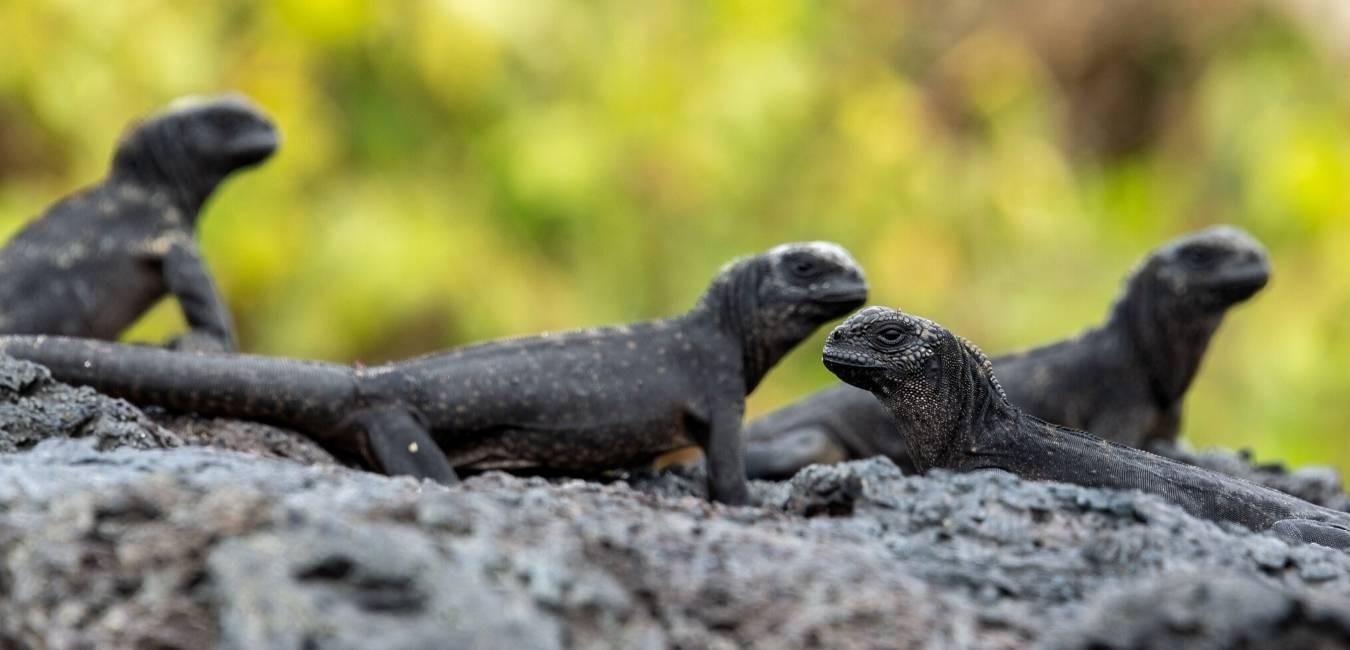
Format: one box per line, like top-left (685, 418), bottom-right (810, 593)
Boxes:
top-left (225, 130), bottom-right (280, 166)
top-left (814, 286), bottom-right (869, 306)
top-left (1205, 265), bottom-right (1269, 303)
top-left (822, 348), bottom-right (885, 388)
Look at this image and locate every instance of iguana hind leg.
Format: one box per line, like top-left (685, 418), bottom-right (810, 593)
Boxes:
top-left (346, 405), bottom-right (458, 485)
top-left (1272, 519), bottom-right (1350, 551)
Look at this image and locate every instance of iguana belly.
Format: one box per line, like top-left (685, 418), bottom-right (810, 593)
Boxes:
top-left (440, 416), bottom-right (695, 472)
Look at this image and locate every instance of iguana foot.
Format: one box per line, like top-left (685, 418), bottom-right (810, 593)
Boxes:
top-left (745, 427), bottom-right (847, 480)
top-left (349, 406), bottom-right (459, 485)
top-left (1272, 519), bottom-right (1350, 551)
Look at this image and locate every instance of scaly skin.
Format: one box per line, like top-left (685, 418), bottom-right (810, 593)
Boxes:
top-left (745, 226), bottom-right (1270, 479)
top-left (0, 242), bottom-right (867, 505)
top-left (0, 94), bottom-right (279, 352)
top-left (821, 306), bottom-right (1350, 550)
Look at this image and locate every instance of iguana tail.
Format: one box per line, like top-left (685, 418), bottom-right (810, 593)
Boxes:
top-left (0, 335), bottom-right (356, 431)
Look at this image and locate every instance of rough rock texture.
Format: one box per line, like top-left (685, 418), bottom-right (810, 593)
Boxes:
top-left (5, 446), bottom-right (1350, 649)
top-left (1045, 572), bottom-right (1350, 649)
top-left (0, 355), bottom-right (180, 452)
top-left (150, 411), bottom-right (338, 466)
top-left (4, 360), bottom-right (1350, 648)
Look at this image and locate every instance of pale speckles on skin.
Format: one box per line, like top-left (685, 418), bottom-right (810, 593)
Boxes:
top-left (116, 184), bottom-right (149, 203)
top-left (146, 234), bottom-right (179, 257)
top-left (52, 243), bottom-right (88, 270)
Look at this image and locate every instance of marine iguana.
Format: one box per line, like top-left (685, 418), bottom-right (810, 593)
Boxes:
top-left (821, 306), bottom-right (1350, 549)
top-left (745, 226), bottom-right (1270, 479)
top-left (0, 242), bottom-right (868, 504)
top-left (0, 94), bottom-right (279, 352)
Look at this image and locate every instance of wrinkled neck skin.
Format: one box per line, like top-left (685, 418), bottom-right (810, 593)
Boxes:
top-left (888, 342), bottom-right (1014, 473)
top-left (1109, 268), bottom-right (1223, 409)
top-left (110, 126), bottom-right (221, 219)
top-left (690, 259), bottom-right (802, 393)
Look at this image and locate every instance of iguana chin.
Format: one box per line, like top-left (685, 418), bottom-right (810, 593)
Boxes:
top-left (745, 225), bottom-right (1270, 479)
top-left (0, 94), bottom-right (280, 352)
top-left (0, 242), bottom-right (868, 505)
top-left (822, 306), bottom-right (1350, 550)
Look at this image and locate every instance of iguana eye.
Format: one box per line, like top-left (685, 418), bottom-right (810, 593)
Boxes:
top-left (1180, 246), bottom-right (1221, 268)
top-left (875, 325), bottom-right (905, 346)
top-left (789, 258), bottom-right (822, 279)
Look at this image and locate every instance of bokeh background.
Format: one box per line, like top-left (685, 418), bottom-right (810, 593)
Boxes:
top-left (1, 1), bottom-right (1347, 469)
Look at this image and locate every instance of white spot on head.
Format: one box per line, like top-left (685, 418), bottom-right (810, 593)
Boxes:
top-left (159, 92), bottom-right (266, 119)
top-left (1161, 224), bottom-right (1266, 258)
top-left (770, 241), bottom-right (860, 270)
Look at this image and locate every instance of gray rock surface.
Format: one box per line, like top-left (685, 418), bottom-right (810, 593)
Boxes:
top-left (0, 354), bottom-right (332, 465)
top-left (4, 444), bottom-right (1350, 649)
top-left (0, 355), bottom-right (180, 452)
top-left (4, 356), bottom-right (1350, 648)
top-left (151, 411), bottom-right (338, 466)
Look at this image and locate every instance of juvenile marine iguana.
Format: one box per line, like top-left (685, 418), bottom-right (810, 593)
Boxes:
top-left (821, 306), bottom-right (1350, 549)
top-left (745, 226), bottom-right (1270, 479)
top-left (0, 243), bottom-right (868, 504)
top-left (0, 94), bottom-right (279, 352)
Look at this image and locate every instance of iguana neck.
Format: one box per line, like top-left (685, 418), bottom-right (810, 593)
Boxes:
top-left (110, 131), bottom-right (219, 218)
top-left (689, 258), bottom-right (786, 392)
top-left (1108, 271), bottom-right (1221, 409)
top-left (908, 342), bottom-right (1016, 472)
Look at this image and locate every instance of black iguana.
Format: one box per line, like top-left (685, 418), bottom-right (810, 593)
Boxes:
top-left (0, 242), bottom-right (867, 504)
top-left (0, 94), bottom-right (279, 352)
top-left (821, 306), bottom-right (1350, 550)
top-left (745, 226), bottom-right (1269, 478)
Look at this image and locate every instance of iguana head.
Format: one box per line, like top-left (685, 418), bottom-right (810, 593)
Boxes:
top-left (759, 241), bottom-right (869, 319)
top-left (112, 94), bottom-right (279, 212)
top-left (700, 241), bottom-right (867, 391)
top-left (823, 307), bottom-right (1006, 469)
top-left (1138, 225), bottom-right (1270, 313)
top-left (1114, 225), bottom-right (1270, 404)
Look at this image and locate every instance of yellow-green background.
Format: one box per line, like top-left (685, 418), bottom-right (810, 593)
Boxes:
top-left (1, 1), bottom-right (1347, 470)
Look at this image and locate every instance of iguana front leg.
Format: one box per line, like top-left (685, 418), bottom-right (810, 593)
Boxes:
top-left (344, 404), bottom-right (458, 484)
top-left (156, 235), bottom-right (237, 352)
top-left (699, 405), bottom-right (751, 505)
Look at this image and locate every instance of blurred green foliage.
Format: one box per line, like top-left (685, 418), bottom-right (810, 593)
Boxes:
top-left (0, 1), bottom-right (1347, 470)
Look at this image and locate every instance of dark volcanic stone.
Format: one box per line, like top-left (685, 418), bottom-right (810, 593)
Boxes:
top-left (3, 363), bottom-right (1350, 648)
top-left (0, 354), bottom-right (180, 452)
top-left (151, 411), bottom-right (338, 466)
top-left (1044, 572), bottom-right (1350, 649)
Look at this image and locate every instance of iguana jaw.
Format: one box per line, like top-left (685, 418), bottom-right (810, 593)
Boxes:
top-left (1202, 263), bottom-right (1269, 305)
top-left (812, 284), bottom-right (869, 307)
top-left (821, 346), bottom-right (886, 389)
top-left (223, 130), bottom-right (280, 168)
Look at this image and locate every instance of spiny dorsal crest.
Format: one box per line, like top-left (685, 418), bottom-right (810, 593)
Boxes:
top-left (957, 334), bottom-right (1007, 401)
